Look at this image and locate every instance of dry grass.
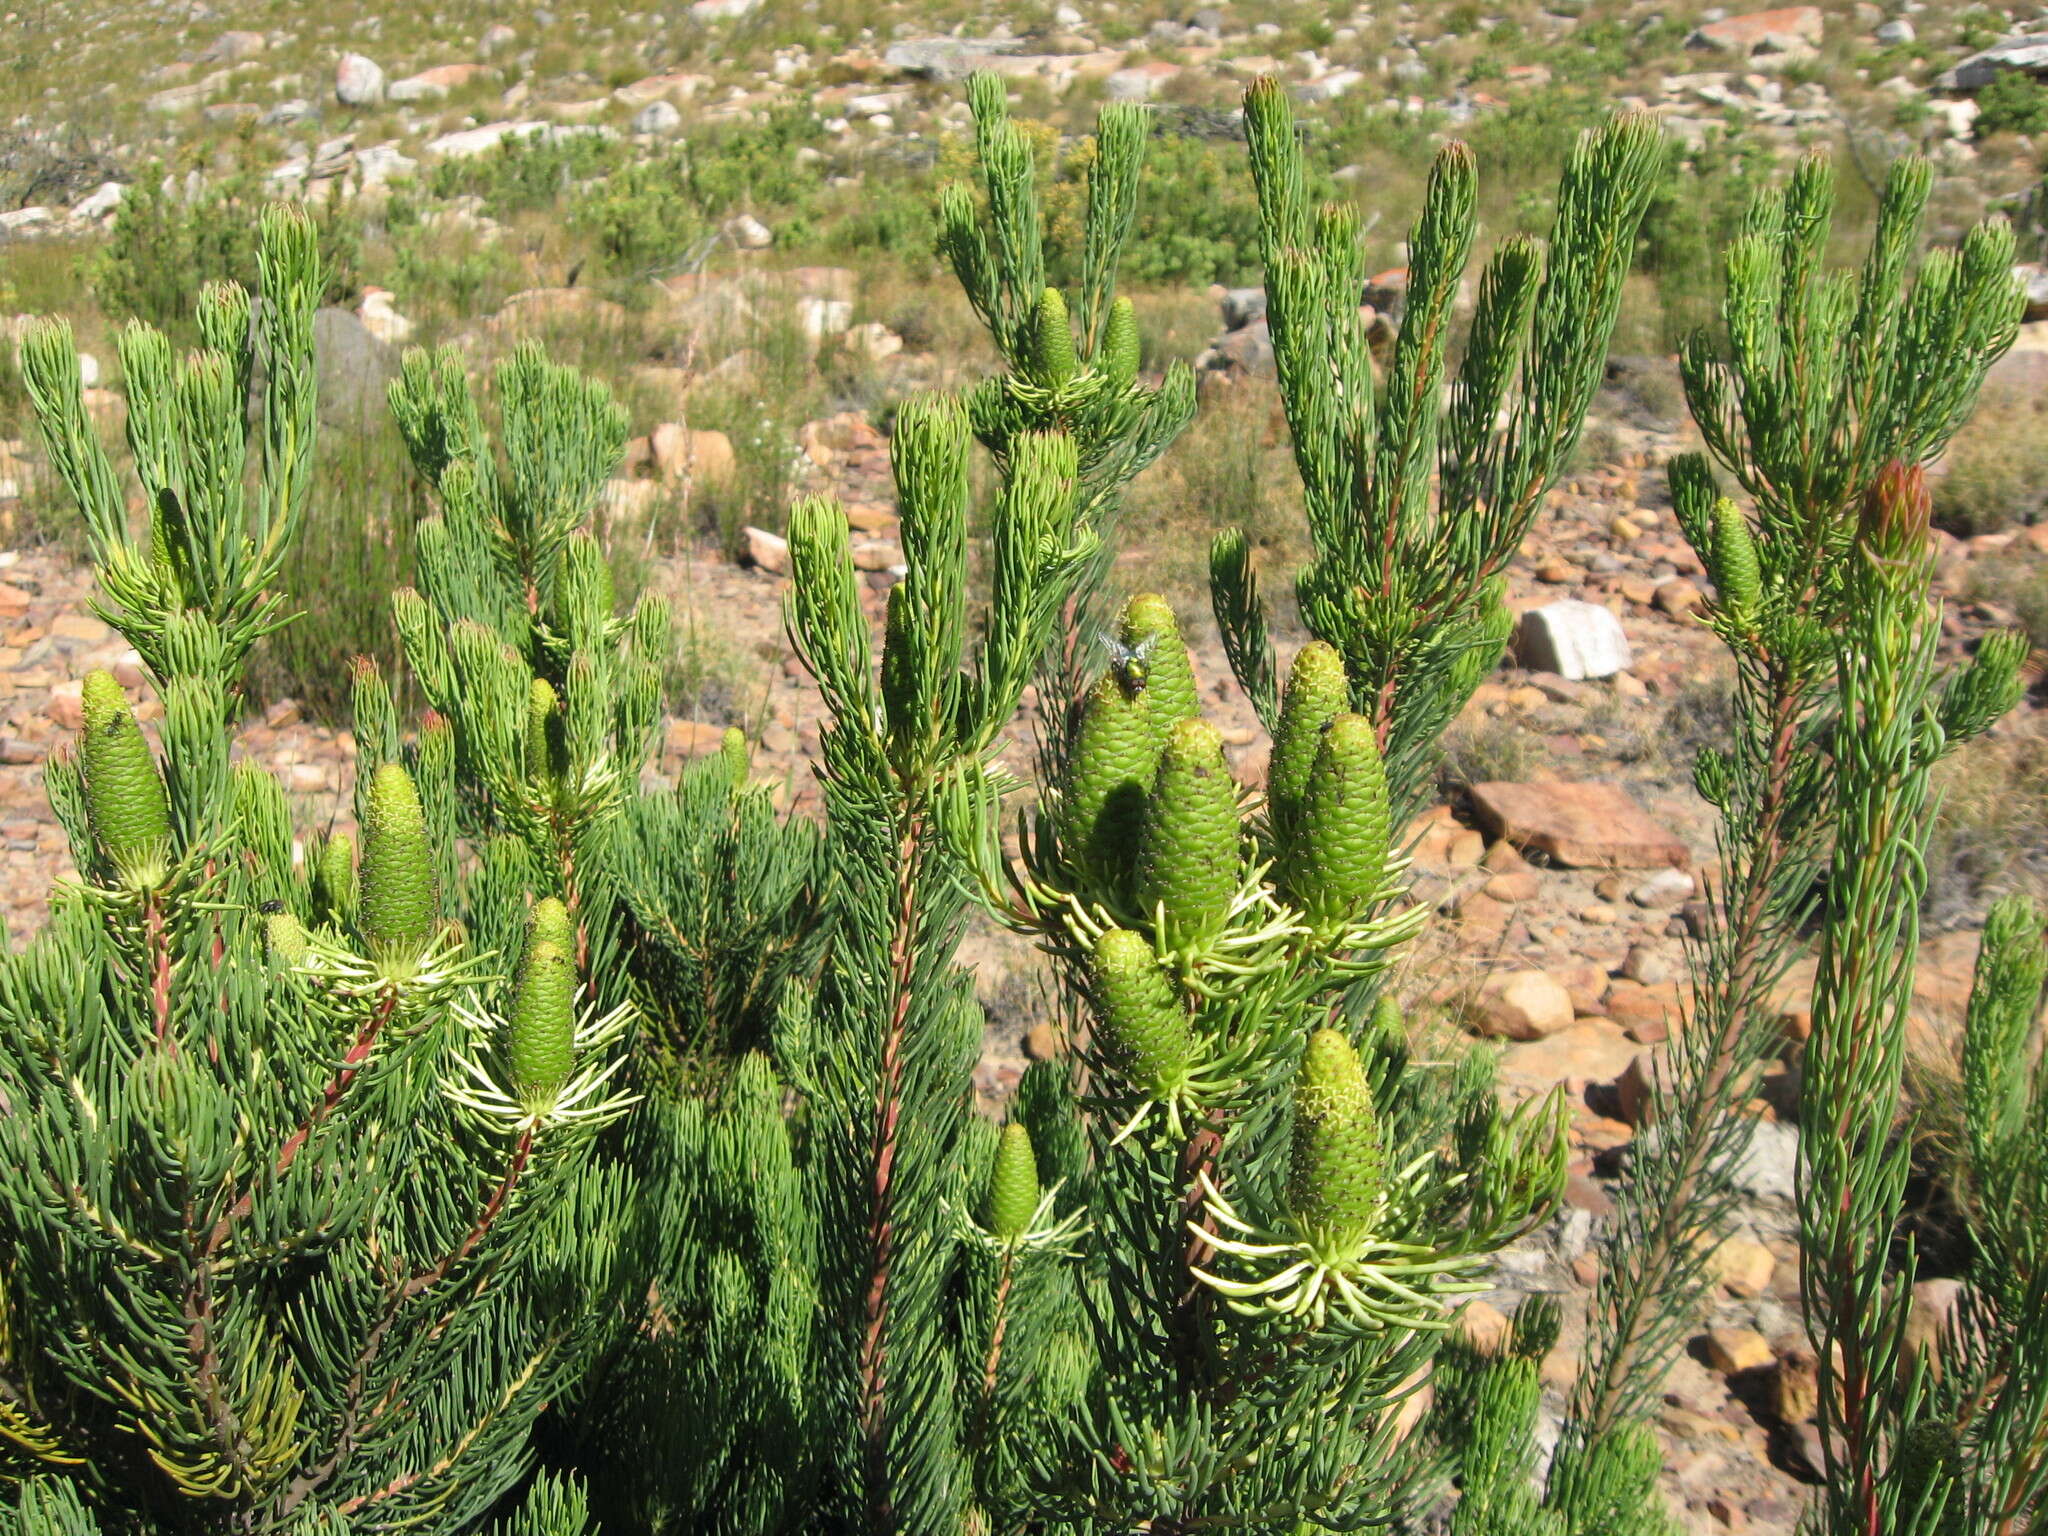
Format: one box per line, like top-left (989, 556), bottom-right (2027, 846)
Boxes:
top-left (1934, 385), bottom-right (2048, 537)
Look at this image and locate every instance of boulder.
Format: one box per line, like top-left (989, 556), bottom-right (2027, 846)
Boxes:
top-left (426, 121), bottom-right (553, 158)
top-left (1466, 969), bottom-right (1575, 1041)
top-left (1219, 287), bottom-right (1267, 331)
top-left (743, 526), bottom-right (790, 574)
top-left (1517, 600), bottom-right (1632, 681)
top-left (883, 37), bottom-right (1026, 84)
top-left (311, 307), bottom-right (398, 430)
top-left (1106, 62), bottom-right (1182, 101)
top-left (1686, 6), bottom-right (1824, 60)
top-left (1703, 1327), bottom-right (1774, 1375)
top-left (2018, 262), bottom-right (2048, 324)
top-left (651, 424), bottom-right (738, 485)
top-left (335, 52), bottom-right (385, 106)
top-left (1468, 781), bottom-right (1689, 869)
top-left (1940, 32), bottom-right (2048, 92)
top-left (201, 30), bottom-right (267, 61)
top-left (388, 64), bottom-right (488, 102)
top-left (634, 99), bottom-right (683, 134)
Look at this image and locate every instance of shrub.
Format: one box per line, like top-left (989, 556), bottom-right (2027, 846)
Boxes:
top-left (92, 169), bottom-right (361, 333)
top-left (1976, 69), bottom-right (2048, 138)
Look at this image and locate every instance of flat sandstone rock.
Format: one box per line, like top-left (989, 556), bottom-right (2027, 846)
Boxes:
top-left (1469, 781), bottom-right (1688, 870)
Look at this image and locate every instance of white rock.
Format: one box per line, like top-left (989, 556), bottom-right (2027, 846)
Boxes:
top-left (336, 52), bottom-right (385, 106)
top-left (634, 99), bottom-right (682, 133)
top-left (1629, 867), bottom-right (1696, 909)
top-left (728, 214), bottom-right (773, 250)
top-left (480, 22), bottom-right (519, 52)
top-left (76, 353), bottom-right (101, 388)
top-left (1054, 3), bottom-right (1083, 25)
top-left (426, 121), bottom-right (551, 158)
top-left (1517, 600), bottom-right (1632, 681)
top-left (690, 0), bottom-right (760, 17)
top-left (1299, 69), bottom-right (1366, 100)
top-left (744, 526), bottom-right (790, 574)
top-left (357, 288), bottom-right (415, 344)
top-left (1874, 18), bottom-right (1913, 43)
top-left (845, 322), bottom-right (904, 361)
top-left (70, 182), bottom-right (125, 221)
top-left (0, 207), bottom-right (54, 233)
top-left (798, 297), bottom-right (854, 340)
top-left (354, 145), bottom-right (417, 186)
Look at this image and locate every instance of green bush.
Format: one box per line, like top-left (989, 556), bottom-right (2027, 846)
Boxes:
top-left (92, 170), bottom-right (361, 333)
top-left (1977, 70), bottom-right (2048, 138)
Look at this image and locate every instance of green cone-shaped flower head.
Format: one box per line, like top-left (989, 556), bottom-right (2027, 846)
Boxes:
top-left (1287, 1028), bottom-right (1384, 1248)
top-left (1028, 286), bottom-right (1077, 385)
top-left (1136, 718), bottom-right (1241, 945)
top-left (986, 1122), bottom-right (1041, 1242)
top-left (1709, 497), bottom-right (1761, 625)
top-left (314, 832), bottom-right (356, 925)
top-left (264, 909), bottom-right (309, 966)
top-left (1116, 593), bottom-right (1198, 750)
top-left (1101, 297), bottom-right (1140, 389)
top-left (1369, 992), bottom-right (1403, 1044)
top-left (1090, 927), bottom-right (1192, 1094)
top-left (1061, 669), bottom-right (1157, 882)
top-left (1270, 642), bottom-right (1347, 846)
top-left (359, 763), bottom-right (438, 978)
top-left (1892, 1420), bottom-right (1962, 1513)
top-left (508, 914), bottom-right (578, 1112)
top-left (526, 676), bottom-right (567, 787)
top-left (79, 670), bottom-right (171, 891)
top-left (720, 726), bottom-right (750, 789)
top-left (1283, 713), bottom-right (1389, 930)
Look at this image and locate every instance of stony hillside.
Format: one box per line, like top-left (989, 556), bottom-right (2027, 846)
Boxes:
top-left (6, 1), bottom-right (2048, 1529)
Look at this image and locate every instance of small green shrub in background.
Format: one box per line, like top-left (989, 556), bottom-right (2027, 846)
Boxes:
top-left (245, 420), bottom-right (422, 721)
top-left (92, 169), bottom-right (362, 334)
top-left (1975, 69), bottom-right (2048, 139)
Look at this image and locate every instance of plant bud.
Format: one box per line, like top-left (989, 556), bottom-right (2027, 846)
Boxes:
top-left (314, 832), bottom-right (357, 924)
top-left (1116, 594), bottom-right (1198, 749)
top-left (1089, 927), bottom-right (1192, 1090)
top-left (1369, 993), bottom-right (1403, 1042)
top-left (359, 763), bottom-right (437, 977)
top-left (528, 895), bottom-right (576, 959)
top-left (720, 726), bottom-right (750, 789)
top-left (1283, 713), bottom-right (1389, 929)
top-left (526, 677), bottom-right (566, 786)
top-left (1135, 719), bottom-right (1241, 944)
top-left (1028, 287), bottom-right (1077, 386)
top-left (1861, 460), bottom-right (1932, 565)
top-left (1270, 642), bottom-right (1347, 844)
top-left (79, 670), bottom-right (172, 891)
top-left (508, 923), bottom-right (578, 1111)
top-left (1101, 297), bottom-right (1140, 389)
top-left (880, 581), bottom-right (924, 751)
top-left (1709, 498), bottom-right (1762, 623)
top-left (985, 1122), bottom-right (1040, 1241)
top-left (1891, 1419), bottom-right (1961, 1512)
top-left (1061, 670), bottom-right (1157, 878)
top-left (1287, 1028), bottom-right (1384, 1246)
top-left (264, 909), bottom-right (309, 965)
